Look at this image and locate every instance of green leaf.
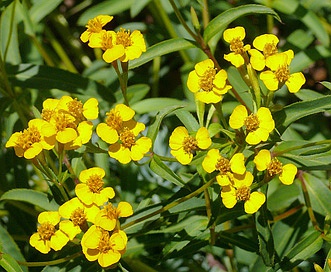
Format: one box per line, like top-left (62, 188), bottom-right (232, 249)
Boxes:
top-left (131, 97), bottom-right (193, 114)
top-left (273, 95), bottom-right (331, 135)
top-left (203, 4), bottom-right (281, 43)
top-left (130, 0), bottom-right (152, 18)
top-left (255, 186), bottom-right (275, 267)
top-left (129, 38), bottom-right (195, 69)
top-left (5, 63), bottom-right (114, 102)
top-left (217, 232), bottom-right (259, 252)
top-left (0, 224), bottom-right (27, 272)
top-left (302, 172), bottom-right (331, 216)
top-left (320, 81), bottom-right (331, 91)
top-left (147, 105), bottom-right (184, 145)
top-left (0, 253), bottom-right (24, 272)
top-left (149, 155), bottom-right (186, 187)
top-left (276, 231), bottom-right (323, 271)
top-left (77, 0), bottom-right (135, 25)
top-left (0, 188), bottom-right (59, 211)
top-left (175, 109), bottom-right (200, 132)
top-left (29, 0), bottom-right (62, 24)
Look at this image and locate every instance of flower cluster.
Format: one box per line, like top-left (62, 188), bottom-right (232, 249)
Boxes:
top-left (29, 166), bottom-right (133, 268)
top-left (80, 14), bottom-right (146, 63)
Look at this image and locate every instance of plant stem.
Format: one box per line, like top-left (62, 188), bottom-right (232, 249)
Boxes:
top-left (18, 252), bottom-right (83, 267)
top-left (121, 177), bottom-right (215, 230)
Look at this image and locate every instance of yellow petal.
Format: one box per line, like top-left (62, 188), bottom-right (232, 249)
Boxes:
top-left (279, 164), bottom-right (297, 185)
top-left (169, 126), bottom-right (188, 150)
top-left (83, 98), bottom-right (99, 119)
top-left (229, 105), bottom-right (247, 129)
top-left (230, 153), bottom-right (246, 175)
top-left (187, 71), bottom-right (201, 93)
top-left (223, 26), bottom-right (245, 43)
top-left (196, 127), bottom-right (211, 149)
top-left (286, 72), bottom-right (306, 93)
top-left (117, 202), bottom-right (133, 217)
top-left (202, 149), bottom-right (219, 173)
top-left (221, 185), bottom-right (237, 208)
top-left (96, 123), bottom-right (119, 144)
top-left (224, 52), bottom-right (245, 67)
top-left (254, 149), bottom-right (271, 171)
top-left (260, 71), bottom-right (279, 91)
top-left (244, 192), bottom-right (266, 214)
top-left (103, 45), bottom-right (125, 63)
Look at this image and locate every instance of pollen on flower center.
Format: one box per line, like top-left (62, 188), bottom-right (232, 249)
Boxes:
top-left (267, 159), bottom-right (283, 176)
top-left (105, 110), bottom-right (123, 131)
top-left (86, 18), bottom-right (103, 33)
top-left (18, 126), bottom-right (41, 150)
top-left (67, 99), bottom-right (83, 120)
top-left (86, 174), bottom-right (104, 193)
top-left (119, 128), bottom-right (136, 148)
top-left (263, 43), bottom-right (278, 58)
top-left (104, 203), bottom-right (116, 218)
top-left (275, 65), bottom-right (290, 83)
top-left (98, 230), bottom-right (111, 253)
top-left (116, 28), bottom-right (132, 47)
top-left (100, 31), bottom-right (114, 50)
top-left (55, 113), bottom-right (77, 131)
top-left (215, 157), bottom-right (231, 174)
top-left (183, 136), bottom-right (198, 154)
top-left (199, 68), bottom-right (216, 92)
top-left (70, 208), bottom-right (87, 226)
top-left (236, 186), bottom-right (250, 202)
top-left (230, 38), bottom-right (245, 54)
top-left (37, 222), bottom-right (56, 241)
top-left (41, 109), bottom-right (54, 122)
top-left (244, 114), bottom-right (260, 132)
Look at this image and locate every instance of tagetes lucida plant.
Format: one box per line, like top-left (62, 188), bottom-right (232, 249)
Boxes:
top-left (2, 2), bottom-right (331, 271)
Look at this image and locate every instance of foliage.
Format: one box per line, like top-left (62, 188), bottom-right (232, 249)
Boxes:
top-left (1, 0), bottom-right (331, 271)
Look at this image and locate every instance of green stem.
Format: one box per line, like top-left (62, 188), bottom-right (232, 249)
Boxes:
top-left (3, 0), bottom-right (17, 63)
top-left (121, 177), bottom-right (215, 230)
top-left (247, 63), bottom-right (261, 109)
top-left (204, 188), bottom-right (216, 245)
top-left (18, 252), bottom-right (82, 267)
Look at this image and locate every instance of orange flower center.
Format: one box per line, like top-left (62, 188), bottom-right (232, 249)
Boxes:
top-left (41, 109), bottom-right (54, 122)
top-left (263, 43), bottom-right (278, 58)
top-left (236, 186), bottom-right (250, 202)
top-left (199, 67), bottom-right (216, 92)
top-left (183, 136), bottom-right (198, 154)
top-left (98, 229), bottom-right (111, 253)
top-left (116, 28), bottom-right (132, 48)
top-left (104, 203), bottom-right (117, 219)
top-left (100, 31), bottom-right (114, 50)
top-left (244, 114), bottom-right (260, 132)
top-left (67, 99), bottom-right (84, 121)
top-left (230, 38), bottom-right (245, 54)
top-left (215, 157), bottom-right (231, 174)
top-left (70, 207), bottom-right (87, 227)
top-left (37, 222), bottom-right (56, 241)
top-left (54, 112), bottom-right (77, 131)
top-left (105, 110), bottom-right (123, 131)
top-left (86, 174), bottom-right (104, 193)
top-left (17, 126), bottom-right (41, 150)
top-left (86, 18), bottom-right (103, 33)
top-left (267, 159), bottom-right (283, 176)
top-left (275, 65), bottom-right (290, 83)
top-left (119, 127), bottom-right (136, 149)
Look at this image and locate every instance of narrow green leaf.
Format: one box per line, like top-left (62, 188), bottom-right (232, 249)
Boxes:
top-left (175, 109), bottom-right (200, 132)
top-left (203, 4), bottom-right (280, 43)
top-left (218, 232), bottom-right (259, 252)
top-left (320, 81), bottom-right (331, 91)
top-left (273, 95), bottom-right (331, 135)
top-left (0, 224), bottom-right (27, 272)
top-left (129, 38), bottom-right (195, 69)
top-left (5, 63), bottom-right (114, 102)
top-left (77, 0), bottom-right (135, 25)
top-left (131, 97), bottom-right (193, 114)
top-left (255, 186), bottom-right (275, 267)
top-left (147, 105), bottom-right (184, 144)
top-left (29, 0), bottom-right (62, 24)
top-left (149, 155), bottom-right (186, 187)
top-left (277, 231), bottom-right (323, 271)
top-left (0, 188), bottom-right (59, 211)
top-left (0, 253), bottom-right (24, 272)
top-left (124, 258), bottom-right (158, 272)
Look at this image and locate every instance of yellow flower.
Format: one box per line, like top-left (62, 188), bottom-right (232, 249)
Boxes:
top-left (29, 211), bottom-right (69, 254)
top-left (229, 105), bottom-right (275, 145)
top-left (248, 34), bottom-right (279, 71)
top-left (169, 126), bottom-right (211, 165)
top-left (94, 202), bottom-right (133, 231)
top-left (96, 104), bottom-right (135, 144)
top-left (88, 30), bottom-right (125, 63)
top-left (187, 59), bottom-right (231, 103)
top-left (80, 15), bottom-right (113, 43)
top-left (6, 119), bottom-right (56, 159)
top-left (221, 172), bottom-right (266, 214)
top-left (223, 26), bottom-right (251, 67)
top-left (260, 52), bottom-right (306, 93)
top-left (63, 121), bottom-right (94, 150)
top-left (41, 98), bottom-right (60, 122)
top-left (81, 225), bottom-right (127, 268)
top-left (202, 149), bottom-right (246, 186)
top-left (108, 126), bottom-right (152, 164)
top-left (254, 149), bottom-right (297, 185)
top-left (58, 197), bottom-right (100, 240)
top-left (75, 167), bottom-right (115, 206)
